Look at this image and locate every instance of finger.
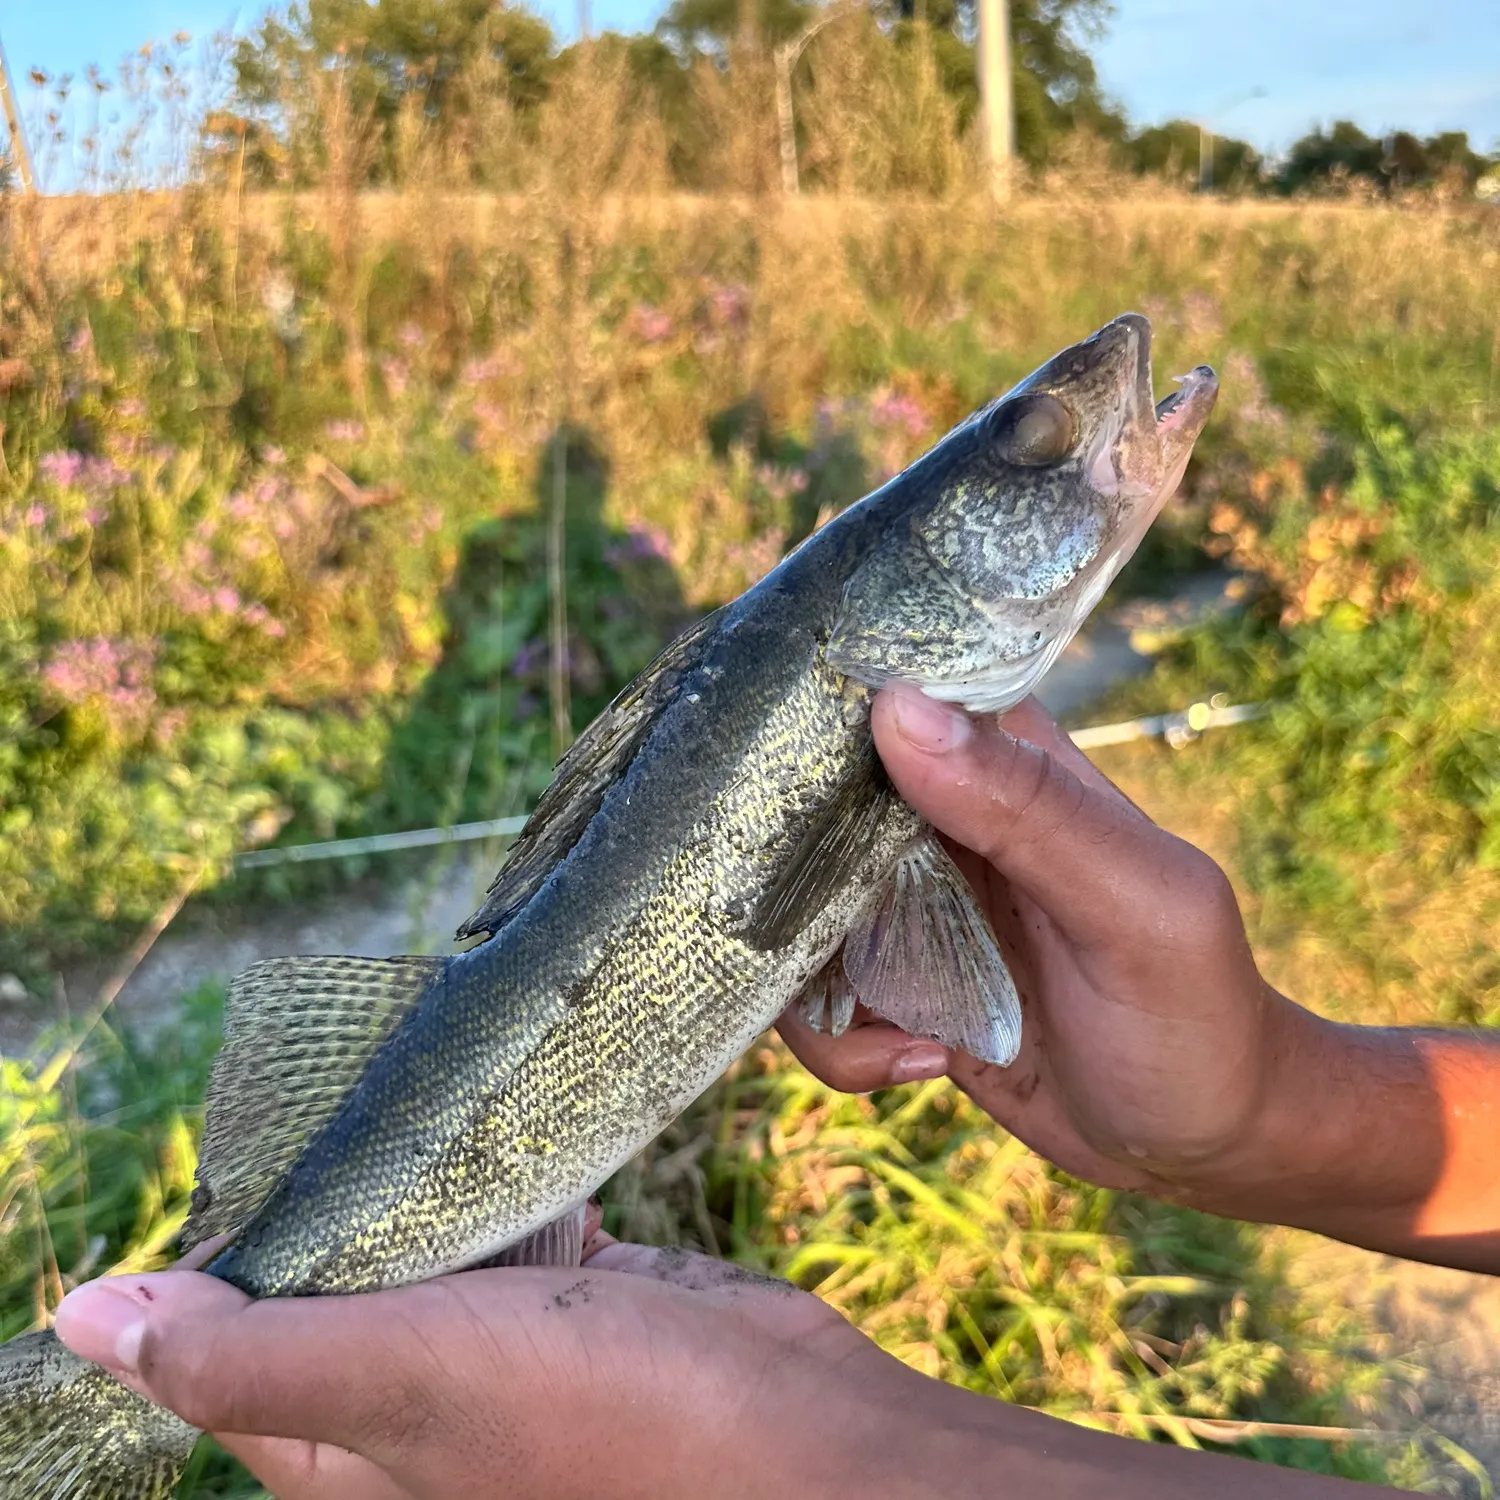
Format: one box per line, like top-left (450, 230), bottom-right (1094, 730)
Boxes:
top-left (174, 1233), bottom-right (231, 1272)
top-left (776, 1003), bottom-right (950, 1092)
top-left (999, 696), bottom-right (1152, 817)
top-left (997, 696), bottom-right (1135, 800)
top-left (214, 1432), bottom-right (409, 1500)
top-left (56, 1270), bottom-right (470, 1456)
top-left (872, 685), bottom-right (1218, 949)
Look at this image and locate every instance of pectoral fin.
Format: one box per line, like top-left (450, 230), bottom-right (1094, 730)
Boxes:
top-left (745, 744), bottom-right (894, 950)
top-left (841, 834), bottom-right (1021, 1066)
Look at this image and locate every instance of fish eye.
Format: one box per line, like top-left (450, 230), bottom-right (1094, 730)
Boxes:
top-left (990, 393), bottom-right (1077, 467)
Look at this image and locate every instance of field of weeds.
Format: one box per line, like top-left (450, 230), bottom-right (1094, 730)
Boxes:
top-left (1, 168), bottom-right (1498, 1495)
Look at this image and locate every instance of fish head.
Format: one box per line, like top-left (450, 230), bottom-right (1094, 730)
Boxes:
top-left (825, 313), bottom-right (1218, 713)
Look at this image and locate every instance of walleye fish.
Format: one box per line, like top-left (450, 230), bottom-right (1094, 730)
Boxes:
top-left (0, 313), bottom-right (1216, 1499)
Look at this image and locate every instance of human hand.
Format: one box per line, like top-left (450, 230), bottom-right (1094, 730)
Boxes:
top-left (53, 1218), bottom-right (1396, 1500)
top-left (53, 1220), bottom-right (921, 1500)
top-left (779, 686), bottom-right (1298, 1205)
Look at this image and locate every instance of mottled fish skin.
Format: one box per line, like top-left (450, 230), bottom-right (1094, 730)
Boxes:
top-left (212, 531), bottom-right (921, 1294)
top-left (0, 313), bottom-right (1218, 1500)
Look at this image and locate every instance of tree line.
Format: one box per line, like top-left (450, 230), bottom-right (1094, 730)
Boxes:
top-left (138, 0), bottom-right (1500, 197)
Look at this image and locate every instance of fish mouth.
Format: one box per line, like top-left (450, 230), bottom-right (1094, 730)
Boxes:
top-left (1115, 312), bottom-right (1219, 476)
top-left (1153, 363), bottom-right (1219, 455)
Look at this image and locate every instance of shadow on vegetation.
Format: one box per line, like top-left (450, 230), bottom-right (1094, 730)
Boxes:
top-left (370, 424), bottom-right (694, 842)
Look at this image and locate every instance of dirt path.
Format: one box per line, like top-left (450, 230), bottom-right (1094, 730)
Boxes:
top-left (1284, 1236), bottom-right (1500, 1489)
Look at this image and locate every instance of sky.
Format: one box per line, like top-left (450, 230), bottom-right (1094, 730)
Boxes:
top-left (3, 0), bottom-right (1498, 166)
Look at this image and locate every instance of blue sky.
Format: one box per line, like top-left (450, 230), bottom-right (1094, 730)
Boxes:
top-left (4, 0), bottom-right (1498, 163)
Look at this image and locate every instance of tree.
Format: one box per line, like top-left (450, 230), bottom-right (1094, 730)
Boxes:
top-left (1124, 118), bottom-right (1261, 191)
top-left (1274, 121), bottom-right (1497, 195)
top-left (229, 0), bottom-right (558, 184)
top-left (653, 0), bottom-right (1124, 165)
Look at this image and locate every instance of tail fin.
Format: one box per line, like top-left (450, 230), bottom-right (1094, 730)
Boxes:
top-left (0, 1329), bottom-right (196, 1500)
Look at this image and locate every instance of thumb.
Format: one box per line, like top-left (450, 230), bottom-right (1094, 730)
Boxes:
top-left (871, 686), bottom-right (1218, 948)
top-left (55, 1269), bottom-right (442, 1456)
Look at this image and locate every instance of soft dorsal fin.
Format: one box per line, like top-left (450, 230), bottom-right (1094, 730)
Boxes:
top-left (183, 955), bottom-right (444, 1249)
top-left (456, 606), bottom-right (728, 943)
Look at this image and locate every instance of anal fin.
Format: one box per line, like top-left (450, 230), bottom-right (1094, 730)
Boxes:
top-left (480, 1204), bottom-right (588, 1269)
top-left (842, 834), bottom-right (1021, 1066)
top-left (185, 955), bottom-right (445, 1249)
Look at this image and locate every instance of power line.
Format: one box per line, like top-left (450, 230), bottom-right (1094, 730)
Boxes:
top-left (230, 700), bottom-right (1266, 872)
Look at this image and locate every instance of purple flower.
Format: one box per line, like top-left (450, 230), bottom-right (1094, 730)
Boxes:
top-left (263, 446), bottom-right (287, 466)
top-left (627, 304), bottom-right (674, 344)
top-left (81, 457), bottom-right (129, 493)
top-left (708, 283), bottom-right (750, 326)
top-left (605, 525), bottom-right (674, 569)
top-left (83, 506), bottom-right (106, 527)
top-left (67, 325), bottom-right (94, 356)
top-left (867, 389), bottom-right (928, 439)
top-left (41, 636), bottom-right (157, 730)
top-left (510, 639), bottom-right (548, 678)
top-left (325, 419), bottom-right (365, 443)
top-left (170, 581), bottom-right (214, 615)
top-left (461, 354), bottom-right (507, 387)
top-left (24, 503), bottom-right (48, 527)
top-left (118, 398), bottom-right (146, 419)
top-left (39, 451), bottom-right (85, 488)
top-left (213, 586), bottom-right (242, 614)
top-left (398, 322), bottom-right (425, 350)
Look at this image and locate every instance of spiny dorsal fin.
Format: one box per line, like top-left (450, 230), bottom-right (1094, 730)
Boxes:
top-left (842, 833), bottom-right (1022, 1066)
top-left (183, 955), bottom-right (444, 1249)
top-left (744, 743), bottom-right (894, 950)
top-left (457, 606), bottom-right (728, 942)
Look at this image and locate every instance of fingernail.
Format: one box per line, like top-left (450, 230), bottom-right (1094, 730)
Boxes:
top-left (889, 688), bottom-right (970, 753)
top-left (55, 1280), bottom-right (149, 1376)
top-left (891, 1044), bottom-right (950, 1083)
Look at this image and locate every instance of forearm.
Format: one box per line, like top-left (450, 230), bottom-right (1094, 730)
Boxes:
top-left (876, 1376), bottom-right (1394, 1498)
top-left (1175, 995), bottom-right (1500, 1272)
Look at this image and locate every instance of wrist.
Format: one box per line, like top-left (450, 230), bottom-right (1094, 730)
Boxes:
top-left (1162, 995), bottom-right (1439, 1238)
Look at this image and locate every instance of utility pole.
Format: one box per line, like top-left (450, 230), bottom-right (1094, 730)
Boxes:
top-left (977, 0), bottom-right (1014, 202)
top-left (1198, 87), bottom-right (1267, 194)
top-left (0, 29), bottom-right (36, 193)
